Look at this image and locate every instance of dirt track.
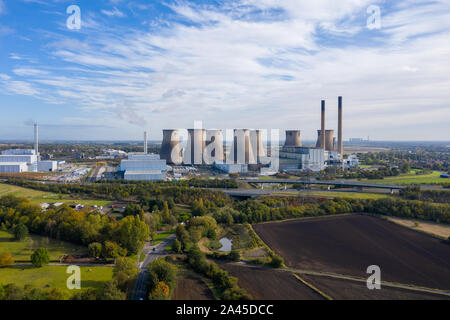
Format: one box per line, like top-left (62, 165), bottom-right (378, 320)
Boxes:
top-left (301, 274), bottom-right (449, 300)
top-left (254, 215), bottom-right (450, 290)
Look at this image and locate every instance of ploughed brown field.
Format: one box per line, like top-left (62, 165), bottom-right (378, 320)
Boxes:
top-left (300, 274), bottom-right (449, 300)
top-left (172, 275), bottom-right (215, 300)
top-left (253, 215), bottom-right (450, 290)
top-left (219, 263), bottom-right (324, 300)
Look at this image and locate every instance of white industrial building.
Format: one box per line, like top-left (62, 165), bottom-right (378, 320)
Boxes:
top-left (118, 133), bottom-right (167, 181)
top-left (280, 147), bottom-right (326, 172)
top-left (0, 162), bottom-right (28, 173)
top-left (0, 124), bottom-right (58, 174)
top-left (38, 160), bottom-right (58, 172)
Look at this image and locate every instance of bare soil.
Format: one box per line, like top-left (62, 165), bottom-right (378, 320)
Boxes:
top-left (254, 215), bottom-right (450, 290)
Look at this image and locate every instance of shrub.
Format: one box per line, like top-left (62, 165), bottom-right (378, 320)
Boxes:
top-left (31, 248), bottom-right (50, 268)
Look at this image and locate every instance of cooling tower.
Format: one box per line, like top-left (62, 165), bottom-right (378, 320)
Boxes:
top-left (204, 130), bottom-right (224, 164)
top-left (184, 129), bottom-right (206, 165)
top-left (321, 100), bottom-right (326, 150)
top-left (160, 129), bottom-right (182, 164)
top-left (250, 130), bottom-right (266, 163)
top-left (232, 129), bottom-right (256, 164)
top-left (316, 130), bottom-right (335, 151)
top-left (284, 130), bottom-right (302, 147)
top-left (338, 96), bottom-right (343, 156)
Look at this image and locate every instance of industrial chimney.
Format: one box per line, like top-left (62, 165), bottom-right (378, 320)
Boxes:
top-left (321, 100), bottom-right (326, 150)
top-left (144, 131), bottom-right (148, 154)
top-left (34, 123), bottom-right (39, 156)
top-left (338, 96), bottom-right (343, 156)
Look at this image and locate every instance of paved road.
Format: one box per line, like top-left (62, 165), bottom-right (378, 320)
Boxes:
top-left (132, 235), bottom-right (176, 300)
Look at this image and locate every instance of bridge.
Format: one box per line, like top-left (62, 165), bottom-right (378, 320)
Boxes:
top-left (241, 179), bottom-right (405, 191)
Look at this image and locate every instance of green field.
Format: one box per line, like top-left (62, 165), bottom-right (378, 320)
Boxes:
top-left (357, 171), bottom-right (446, 185)
top-left (0, 265), bottom-right (113, 294)
top-left (0, 183), bottom-right (111, 207)
top-left (152, 229), bottom-right (175, 245)
top-left (0, 231), bottom-right (87, 262)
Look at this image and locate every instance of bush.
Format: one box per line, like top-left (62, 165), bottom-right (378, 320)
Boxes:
top-left (228, 250), bottom-right (240, 262)
top-left (13, 224), bottom-right (28, 241)
top-left (269, 254), bottom-right (284, 268)
top-left (88, 242), bottom-right (102, 258)
top-left (0, 252), bottom-right (15, 267)
top-left (31, 248), bottom-right (50, 268)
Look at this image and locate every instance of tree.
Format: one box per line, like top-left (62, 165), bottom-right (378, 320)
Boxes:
top-left (113, 216), bottom-right (149, 255)
top-left (0, 252), bottom-right (15, 267)
top-left (170, 239), bottom-right (182, 254)
top-left (99, 281), bottom-right (126, 300)
top-left (147, 258), bottom-right (177, 293)
top-left (31, 248), bottom-right (50, 268)
top-left (102, 241), bottom-right (127, 259)
top-left (13, 224), bottom-right (28, 241)
top-left (269, 254), bottom-right (284, 268)
top-left (113, 257), bottom-right (139, 290)
top-left (148, 281), bottom-right (170, 300)
top-left (88, 242), bottom-right (102, 258)
top-left (229, 250), bottom-right (240, 262)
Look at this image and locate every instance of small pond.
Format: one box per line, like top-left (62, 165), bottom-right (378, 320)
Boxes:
top-left (218, 237), bottom-right (233, 252)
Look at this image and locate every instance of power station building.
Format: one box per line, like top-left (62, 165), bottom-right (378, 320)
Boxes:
top-left (279, 96), bottom-right (345, 172)
top-left (118, 132), bottom-right (167, 181)
top-left (0, 124), bottom-right (58, 173)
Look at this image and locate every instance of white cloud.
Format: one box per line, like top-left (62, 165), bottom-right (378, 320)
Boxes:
top-left (2, 0), bottom-right (450, 140)
top-left (101, 7), bottom-right (125, 18)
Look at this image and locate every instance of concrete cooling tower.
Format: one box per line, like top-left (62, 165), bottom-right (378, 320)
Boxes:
top-left (184, 129), bottom-right (206, 165)
top-left (284, 130), bottom-right (302, 147)
top-left (204, 130), bottom-right (224, 164)
top-left (316, 130), bottom-right (335, 151)
top-left (160, 129), bottom-right (183, 164)
top-left (231, 129), bottom-right (256, 164)
top-left (251, 130), bottom-right (266, 162)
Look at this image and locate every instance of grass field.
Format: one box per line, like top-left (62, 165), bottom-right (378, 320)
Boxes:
top-left (357, 171), bottom-right (446, 185)
top-left (0, 265), bottom-right (113, 294)
top-left (0, 183), bottom-right (110, 207)
top-left (0, 231), bottom-right (87, 262)
top-left (151, 229), bottom-right (175, 245)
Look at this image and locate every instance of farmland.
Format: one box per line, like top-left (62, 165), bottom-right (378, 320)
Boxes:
top-left (0, 183), bottom-right (110, 207)
top-left (253, 215), bottom-right (450, 291)
top-left (220, 263), bottom-right (324, 300)
top-left (0, 230), bottom-right (87, 262)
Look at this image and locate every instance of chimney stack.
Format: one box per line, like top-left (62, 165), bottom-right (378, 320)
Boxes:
top-left (321, 100), bottom-right (326, 150)
top-left (34, 123), bottom-right (39, 156)
top-left (144, 131), bottom-right (148, 154)
top-left (338, 96), bottom-right (343, 156)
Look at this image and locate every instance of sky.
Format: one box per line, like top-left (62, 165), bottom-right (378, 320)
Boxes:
top-left (0, 0), bottom-right (449, 141)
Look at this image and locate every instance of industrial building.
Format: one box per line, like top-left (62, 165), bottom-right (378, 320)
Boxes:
top-left (0, 124), bottom-right (58, 174)
top-left (280, 97), bottom-right (346, 172)
top-left (118, 132), bottom-right (167, 181)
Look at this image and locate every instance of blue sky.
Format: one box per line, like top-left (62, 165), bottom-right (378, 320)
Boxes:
top-left (0, 0), bottom-right (449, 141)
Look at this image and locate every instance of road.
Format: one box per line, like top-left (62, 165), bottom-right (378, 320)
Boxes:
top-left (132, 234), bottom-right (176, 300)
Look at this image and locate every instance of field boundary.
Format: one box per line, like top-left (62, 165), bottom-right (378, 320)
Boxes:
top-left (292, 274), bottom-right (332, 300)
